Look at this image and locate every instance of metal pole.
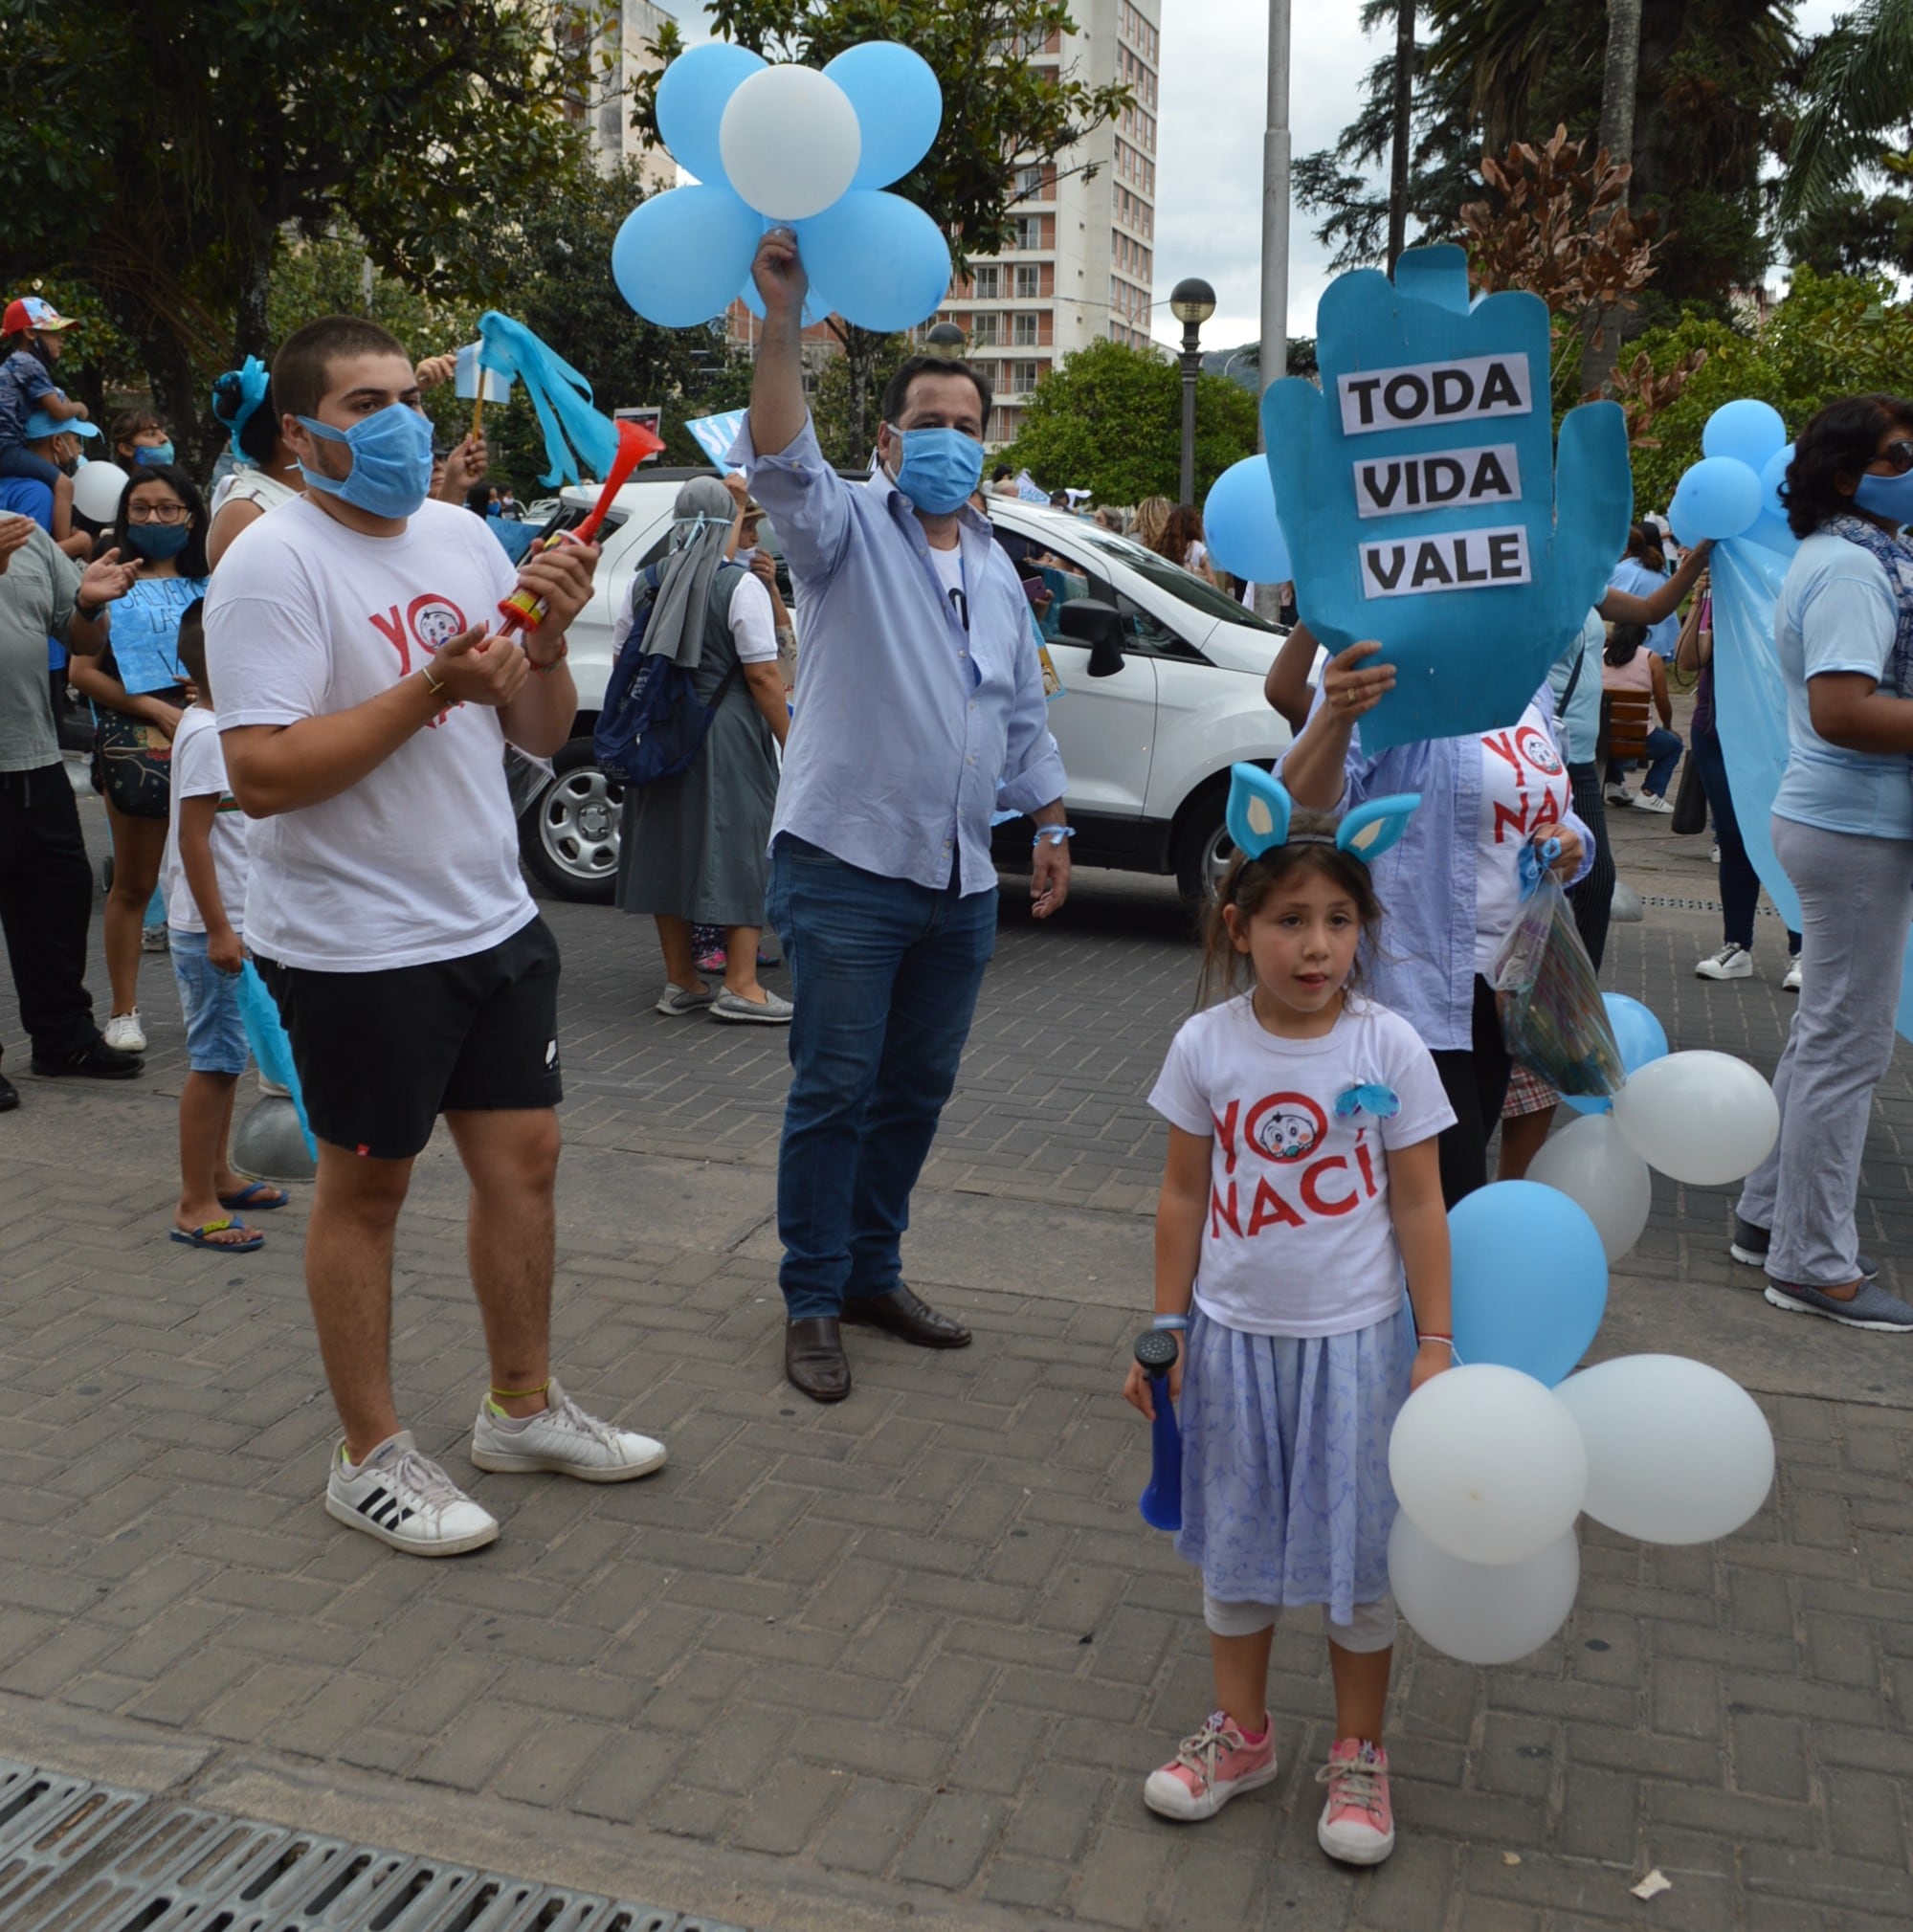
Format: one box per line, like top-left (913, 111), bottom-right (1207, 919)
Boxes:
top-left (1179, 322), bottom-right (1199, 504)
top-left (1255, 0), bottom-right (1293, 623)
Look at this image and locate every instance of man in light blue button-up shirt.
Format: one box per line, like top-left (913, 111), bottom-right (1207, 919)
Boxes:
top-left (738, 228), bottom-right (1070, 1404)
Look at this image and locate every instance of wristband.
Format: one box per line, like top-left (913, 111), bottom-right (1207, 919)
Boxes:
top-left (420, 662), bottom-right (447, 699)
top-left (1034, 825), bottom-right (1075, 848)
top-left (1151, 1313), bottom-right (1190, 1332)
top-left (75, 601), bottom-right (105, 625)
top-left (1417, 1331), bottom-right (1454, 1347)
top-left (528, 637), bottom-right (568, 675)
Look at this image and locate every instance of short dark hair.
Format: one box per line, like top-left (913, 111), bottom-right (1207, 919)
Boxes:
top-left (879, 354), bottom-right (993, 430)
top-left (110, 463), bottom-right (211, 580)
top-left (1783, 393), bottom-right (1913, 538)
top-left (273, 316), bottom-right (410, 427)
top-left (991, 464), bottom-right (1012, 481)
top-left (175, 598), bottom-right (208, 696)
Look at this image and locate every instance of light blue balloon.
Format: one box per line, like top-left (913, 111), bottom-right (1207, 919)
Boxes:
top-left (1745, 443), bottom-right (1799, 555)
top-left (1563, 991), bottom-right (1669, 1115)
top-left (825, 42), bottom-right (942, 189)
top-left (795, 190), bottom-right (950, 333)
top-left (1450, 1181), bottom-right (1608, 1387)
top-left (656, 43), bottom-right (767, 186)
top-left (1203, 455), bottom-right (1292, 583)
top-left (1669, 455), bottom-right (1763, 545)
top-left (738, 271), bottom-right (834, 331)
top-left (1758, 442), bottom-right (1793, 514)
top-left (614, 186), bottom-right (764, 328)
top-left (1702, 398), bottom-right (1786, 472)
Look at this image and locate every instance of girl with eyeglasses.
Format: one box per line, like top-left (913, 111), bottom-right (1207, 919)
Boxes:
top-left (65, 466), bottom-right (210, 1054)
top-left (1731, 395), bottom-right (1913, 1332)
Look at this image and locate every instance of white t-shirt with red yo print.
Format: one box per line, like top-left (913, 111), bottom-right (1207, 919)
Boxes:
top-left (204, 496), bottom-right (534, 971)
top-left (1473, 701), bottom-right (1571, 973)
top-left (1148, 992), bottom-right (1455, 1338)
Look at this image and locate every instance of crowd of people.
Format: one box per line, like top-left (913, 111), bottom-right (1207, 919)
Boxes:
top-left (2, 245), bottom-right (1911, 1870)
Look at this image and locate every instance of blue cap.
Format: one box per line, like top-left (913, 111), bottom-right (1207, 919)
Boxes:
top-left (21, 411), bottom-right (98, 443)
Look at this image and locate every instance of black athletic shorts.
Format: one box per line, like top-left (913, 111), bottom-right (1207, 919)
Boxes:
top-left (256, 916), bottom-right (562, 1161)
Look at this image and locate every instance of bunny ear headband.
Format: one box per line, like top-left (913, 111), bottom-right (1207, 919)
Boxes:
top-left (1224, 763), bottom-right (1421, 867)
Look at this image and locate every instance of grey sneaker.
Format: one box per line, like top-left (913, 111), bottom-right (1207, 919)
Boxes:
top-left (1731, 1214), bottom-right (1878, 1277)
top-left (710, 988), bottom-right (794, 1025)
top-left (656, 983), bottom-right (715, 1016)
top-left (1764, 1277), bottom-right (1913, 1331)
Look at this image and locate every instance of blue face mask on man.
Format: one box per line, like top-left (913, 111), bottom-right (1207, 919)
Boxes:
top-left (884, 423), bottom-right (985, 516)
top-left (297, 403), bottom-right (434, 521)
top-left (1855, 465), bottom-right (1913, 528)
top-left (134, 442), bottom-right (175, 468)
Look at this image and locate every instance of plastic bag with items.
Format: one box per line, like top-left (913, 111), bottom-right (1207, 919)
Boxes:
top-left (1492, 865), bottom-right (1624, 1099)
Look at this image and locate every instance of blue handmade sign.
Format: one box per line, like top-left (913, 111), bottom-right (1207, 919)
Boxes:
top-left (1264, 246), bottom-right (1633, 751)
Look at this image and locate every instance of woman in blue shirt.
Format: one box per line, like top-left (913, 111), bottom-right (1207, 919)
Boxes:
top-left (1733, 395), bottom-right (1913, 1331)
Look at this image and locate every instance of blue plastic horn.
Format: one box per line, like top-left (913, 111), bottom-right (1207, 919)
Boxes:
top-left (1134, 1328), bottom-right (1183, 1532)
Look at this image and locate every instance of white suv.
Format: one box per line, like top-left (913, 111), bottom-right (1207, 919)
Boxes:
top-left (514, 477), bottom-right (1296, 905)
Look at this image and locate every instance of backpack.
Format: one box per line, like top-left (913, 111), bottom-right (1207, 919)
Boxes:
top-left (594, 564), bottom-right (742, 787)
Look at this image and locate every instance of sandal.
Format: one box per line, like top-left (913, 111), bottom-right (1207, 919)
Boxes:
top-left (170, 1218), bottom-right (264, 1253)
top-left (218, 1180), bottom-right (289, 1212)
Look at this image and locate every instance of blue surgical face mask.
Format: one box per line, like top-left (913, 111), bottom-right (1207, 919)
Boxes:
top-left (298, 403), bottom-right (434, 520)
top-left (1854, 467), bottom-right (1913, 528)
top-left (885, 423), bottom-right (985, 516)
top-left (125, 522), bottom-right (189, 561)
top-left (135, 442), bottom-right (174, 468)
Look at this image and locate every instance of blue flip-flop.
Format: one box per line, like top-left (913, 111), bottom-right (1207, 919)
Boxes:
top-left (218, 1181), bottom-right (288, 1212)
top-left (170, 1218), bottom-right (264, 1253)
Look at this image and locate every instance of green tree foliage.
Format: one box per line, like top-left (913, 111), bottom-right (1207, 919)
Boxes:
top-left (1782, 0), bottom-right (1913, 222)
top-left (1000, 340), bottom-right (1259, 505)
top-left (0, 0), bottom-right (600, 465)
top-left (1784, 189), bottom-right (1913, 280)
top-left (1616, 269), bottom-right (1913, 509)
top-left (635, 1), bottom-right (1132, 457)
top-left (810, 336), bottom-right (915, 468)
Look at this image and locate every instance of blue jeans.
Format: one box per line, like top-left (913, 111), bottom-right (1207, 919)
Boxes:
top-left (1608, 726), bottom-right (1681, 799)
top-left (767, 834), bottom-right (997, 1320)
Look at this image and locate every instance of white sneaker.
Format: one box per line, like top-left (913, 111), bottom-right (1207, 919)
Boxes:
top-left (469, 1377), bottom-right (666, 1482)
top-left (1711, 843), bottom-right (1722, 865)
top-left (102, 1010), bottom-right (146, 1052)
top-left (325, 1431), bottom-right (499, 1556)
top-left (1696, 944), bottom-right (1752, 981)
top-left (1605, 784), bottom-right (1634, 807)
top-left (141, 924), bottom-right (169, 955)
top-left (1783, 960), bottom-right (1802, 991)
top-left (1633, 790), bottom-right (1676, 814)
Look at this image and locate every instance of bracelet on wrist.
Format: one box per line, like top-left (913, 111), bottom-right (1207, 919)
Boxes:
top-left (1034, 825), bottom-right (1075, 848)
top-left (1417, 1331), bottom-right (1454, 1347)
top-left (1151, 1313), bottom-right (1190, 1332)
top-left (420, 662), bottom-right (447, 699)
top-left (528, 636), bottom-right (568, 676)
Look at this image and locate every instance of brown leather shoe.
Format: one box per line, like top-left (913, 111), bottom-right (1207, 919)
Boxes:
top-left (786, 1317), bottom-right (851, 1402)
top-left (839, 1284), bottom-right (971, 1349)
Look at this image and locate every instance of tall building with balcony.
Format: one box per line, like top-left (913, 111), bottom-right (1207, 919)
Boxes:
top-left (570, 0), bottom-right (679, 196)
top-left (940, 0), bottom-right (1162, 445)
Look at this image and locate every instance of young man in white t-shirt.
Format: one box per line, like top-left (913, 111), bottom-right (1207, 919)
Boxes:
top-left (205, 316), bottom-right (664, 1558)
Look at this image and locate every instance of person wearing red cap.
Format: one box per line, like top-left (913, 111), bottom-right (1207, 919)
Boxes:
top-left (0, 298), bottom-right (90, 541)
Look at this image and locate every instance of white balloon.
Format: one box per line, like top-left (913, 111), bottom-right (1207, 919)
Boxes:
top-left (72, 460), bottom-right (131, 525)
top-left (1389, 1364), bottom-right (1587, 1566)
top-left (719, 66), bottom-right (861, 221)
top-left (1527, 1113), bottom-right (1653, 1262)
top-left (1610, 1050), bottom-right (1779, 1186)
top-left (1390, 1513), bottom-right (1581, 1665)
top-left (1553, 1354), bottom-right (1775, 1543)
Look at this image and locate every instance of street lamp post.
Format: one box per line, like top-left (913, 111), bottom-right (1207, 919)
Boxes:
top-left (1169, 278), bottom-right (1216, 506)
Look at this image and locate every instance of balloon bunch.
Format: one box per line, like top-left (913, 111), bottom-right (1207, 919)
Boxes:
top-left (1666, 400), bottom-right (1795, 554)
top-left (613, 41), bottom-right (953, 335)
top-left (1388, 991), bottom-right (1780, 1665)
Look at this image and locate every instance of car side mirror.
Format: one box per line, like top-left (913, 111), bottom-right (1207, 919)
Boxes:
top-left (1058, 597), bottom-right (1125, 677)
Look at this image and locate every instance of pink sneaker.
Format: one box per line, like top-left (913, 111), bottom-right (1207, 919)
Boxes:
top-left (1143, 1709), bottom-right (1278, 1821)
top-left (1316, 1739), bottom-right (1394, 1864)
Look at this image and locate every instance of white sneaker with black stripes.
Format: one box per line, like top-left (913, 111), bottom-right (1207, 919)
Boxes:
top-left (325, 1431), bottom-right (499, 1556)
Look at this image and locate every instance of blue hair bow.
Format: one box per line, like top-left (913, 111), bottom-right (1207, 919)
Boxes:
top-left (212, 355), bottom-right (271, 461)
top-left (1225, 763), bottom-right (1422, 867)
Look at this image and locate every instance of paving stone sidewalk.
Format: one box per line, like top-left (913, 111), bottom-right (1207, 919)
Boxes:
top-left (0, 780), bottom-right (1910, 1930)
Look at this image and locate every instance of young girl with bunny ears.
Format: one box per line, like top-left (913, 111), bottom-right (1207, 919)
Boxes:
top-left (1125, 766), bottom-right (1456, 1866)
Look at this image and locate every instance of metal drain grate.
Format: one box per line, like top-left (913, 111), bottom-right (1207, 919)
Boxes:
top-left (1634, 894), bottom-right (1783, 918)
top-left (0, 1761), bottom-right (747, 1932)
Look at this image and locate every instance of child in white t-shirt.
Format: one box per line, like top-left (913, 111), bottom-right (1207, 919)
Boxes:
top-left (163, 602), bottom-right (280, 1253)
top-left (1124, 766), bottom-right (1456, 1867)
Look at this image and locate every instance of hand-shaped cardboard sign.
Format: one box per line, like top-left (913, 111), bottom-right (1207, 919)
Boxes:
top-left (1264, 246), bottom-right (1632, 752)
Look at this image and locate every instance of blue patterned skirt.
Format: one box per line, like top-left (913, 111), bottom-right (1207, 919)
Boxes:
top-left (1174, 1303), bottom-right (1416, 1626)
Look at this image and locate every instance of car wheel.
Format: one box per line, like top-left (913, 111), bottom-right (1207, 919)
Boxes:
top-left (1173, 784), bottom-right (1236, 910)
top-left (518, 738), bottom-right (622, 903)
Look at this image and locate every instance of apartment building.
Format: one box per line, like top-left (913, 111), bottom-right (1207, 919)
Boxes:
top-left (572, 0), bottom-right (679, 195)
top-left (940, 0), bottom-right (1162, 445)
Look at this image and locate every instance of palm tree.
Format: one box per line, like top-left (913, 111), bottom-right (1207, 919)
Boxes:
top-left (1782, 0), bottom-right (1913, 222)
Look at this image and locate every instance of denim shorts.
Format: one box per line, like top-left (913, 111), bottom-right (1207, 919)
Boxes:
top-left (169, 927), bottom-right (249, 1076)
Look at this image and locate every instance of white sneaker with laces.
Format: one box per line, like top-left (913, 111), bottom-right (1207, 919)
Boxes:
top-left (1783, 960), bottom-right (1802, 991)
top-left (1633, 790), bottom-right (1676, 814)
top-left (325, 1431), bottom-right (499, 1556)
top-left (1605, 784), bottom-right (1634, 807)
top-left (470, 1377), bottom-right (666, 1482)
top-left (1695, 944), bottom-right (1752, 981)
top-left (102, 1010), bottom-right (146, 1053)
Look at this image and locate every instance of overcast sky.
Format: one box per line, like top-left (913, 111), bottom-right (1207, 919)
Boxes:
top-left (673, 0), bottom-right (1849, 355)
